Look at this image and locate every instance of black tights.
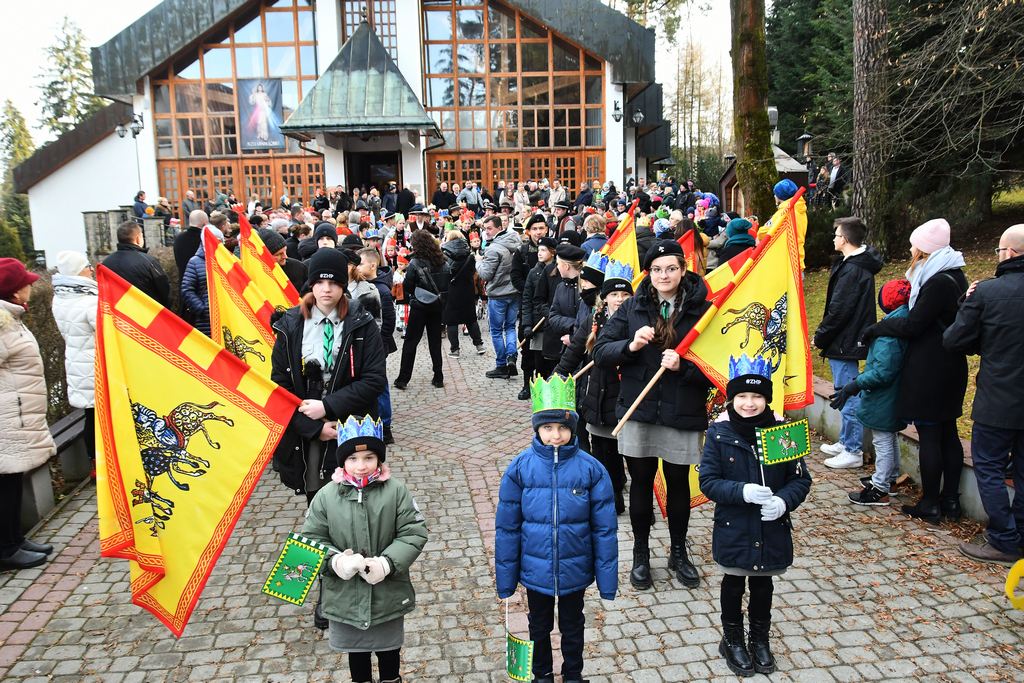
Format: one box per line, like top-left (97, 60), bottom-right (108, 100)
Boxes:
top-left (349, 649), bottom-right (401, 682)
top-left (590, 436), bottom-right (626, 494)
top-left (721, 574), bottom-right (774, 624)
top-left (625, 457), bottom-right (690, 547)
top-left (917, 421), bottom-right (963, 503)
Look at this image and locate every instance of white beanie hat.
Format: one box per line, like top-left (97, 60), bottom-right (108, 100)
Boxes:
top-left (55, 251), bottom-right (90, 277)
top-left (205, 225), bottom-right (225, 243)
top-left (910, 218), bottom-right (950, 254)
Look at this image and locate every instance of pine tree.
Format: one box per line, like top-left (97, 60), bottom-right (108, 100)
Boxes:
top-left (0, 100), bottom-right (36, 260)
top-left (36, 17), bottom-right (104, 137)
top-left (0, 218), bottom-right (26, 263)
top-left (766, 0), bottom-right (822, 155)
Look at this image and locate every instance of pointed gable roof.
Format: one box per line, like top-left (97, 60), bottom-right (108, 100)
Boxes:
top-left (280, 21), bottom-right (440, 137)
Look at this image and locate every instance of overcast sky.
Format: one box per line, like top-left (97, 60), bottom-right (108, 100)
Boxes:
top-left (0, 0), bottom-right (731, 147)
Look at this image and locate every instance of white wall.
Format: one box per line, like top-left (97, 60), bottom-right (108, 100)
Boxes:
top-left (316, 0), bottom-right (342, 69)
top-left (394, 0), bottom-right (424, 102)
top-left (134, 78), bottom-right (159, 201)
top-left (605, 77), bottom-right (625, 186)
top-left (29, 132), bottom-right (140, 266)
top-left (320, 139), bottom-right (346, 186)
top-left (625, 128), bottom-right (637, 184)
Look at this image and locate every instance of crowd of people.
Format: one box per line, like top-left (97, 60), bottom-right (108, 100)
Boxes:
top-left (0, 168), bottom-right (1022, 683)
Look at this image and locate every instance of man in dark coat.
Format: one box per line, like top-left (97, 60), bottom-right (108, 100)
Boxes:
top-left (397, 185), bottom-right (416, 217)
top-left (173, 209), bottom-right (207, 292)
top-left (944, 224), bottom-right (1024, 566)
top-left (431, 182), bottom-right (456, 211)
top-left (256, 227), bottom-right (307, 294)
top-left (102, 221), bottom-right (172, 308)
top-left (813, 217), bottom-right (883, 468)
top-left (382, 183), bottom-right (398, 215)
top-left (573, 182), bottom-right (593, 210)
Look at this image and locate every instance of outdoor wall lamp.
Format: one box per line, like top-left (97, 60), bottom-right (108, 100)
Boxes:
top-left (116, 113), bottom-right (145, 139)
top-left (632, 108), bottom-right (644, 125)
top-left (612, 102), bottom-right (623, 123)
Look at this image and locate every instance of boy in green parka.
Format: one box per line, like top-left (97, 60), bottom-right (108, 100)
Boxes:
top-left (829, 279), bottom-right (912, 506)
top-left (302, 416), bottom-right (428, 683)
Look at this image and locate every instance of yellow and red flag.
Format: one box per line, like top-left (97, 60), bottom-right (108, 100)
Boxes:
top-left (94, 265), bottom-right (300, 636)
top-left (205, 228), bottom-right (277, 377)
top-left (600, 199), bottom-right (645, 289)
top-left (677, 187), bottom-right (813, 413)
top-left (653, 460), bottom-right (709, 515)
top-left (237, 212), bottom-right (300, 309)
top-left (677, 229), bottom-right (696, 273)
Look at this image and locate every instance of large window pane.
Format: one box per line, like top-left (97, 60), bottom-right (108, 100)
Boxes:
top-left (458, 77), bottom-right (486, 106)
top-left (584, 52), bottom-right (601, 71)
top-left (426, 44), bottom-right (453, 73)
top-left (268, 46), bottom-right (297, 76)
top-left (586, 128), bottom-right (602, 147)
top-left (282, 80), bottom-right (298, 115)
top-left (153, 84), bottom-right (171, 114)
top-left (552, 36), bottom-right (580, 71)
top-left (488, 43), bottom-right (516, 72)
top-left (520, 16), bottom-right (546, 39)
top-left (459, 131), bottom-right (473, 148)
top-left (155, 118), bottom-right (172, 137)
top-left (174, 51), bottom-right (200, 79)
top-left (490, 76), bottom-right (517, 106)
top-left (234, 11), bottom-right (263, 43)
top-left (174, 83), bottom-right (203, 113)
top-left (427, 77), bottom-right (455, 107)
top-left (455, 10), bottom-right (484, 39)
top-left (203, 48), bottom-right (232, 79)
top-left (553, 75), bottom-right (580, 105)
top-left (206, 83), bottom-right (235, 113)
top-left (522, 76), bottom-right (548, 105)
top-left (585, 75), bottom-right (602, 104)
top-left (585, 108), bottom-right (602, 126)
top-left (487, 3), bottom-right (515, 39)
top-left (474, 131), bottom-right (487, 148)
top-left (235, 47), bottom-right (265, 77)
top-left (300, 45), bottom-right (317, 75)
top-left (425, 11), bottom-right (452, 40)
top-left (521, 43), bottom-right (547, 72)
top-left (456, 43), bottom-right (485, 73)
top-left (297, 11), bottom-right (315, 40)
top-left (265, 11), bottom-right (295, 42)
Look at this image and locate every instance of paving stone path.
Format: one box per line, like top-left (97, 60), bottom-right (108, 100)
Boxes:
top-left (1, 329), bottom-right (1022, 683)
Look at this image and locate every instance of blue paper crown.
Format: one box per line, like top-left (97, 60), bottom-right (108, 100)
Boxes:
top-left (584, 250), bottom-right (609, 273)
top-left (604, 259), bottom-right (634, 283)
top-left (728, 354), bottom-right (773, 381)
top-left (365, 228), bottom-right (379, 238)
top-left (337, 415), bottom-right (384, 445)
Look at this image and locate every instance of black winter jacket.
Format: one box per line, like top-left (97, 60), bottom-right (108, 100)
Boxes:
top-left (521, 260), bottom-right (547, 333)
top-left (543, 274), bottom-right (581, 360)
top-left (554, 307), bottom-right (621, 426)
top-left (593, 273), bottom-right (714, 431)
top-left (270, 300), bottom-right (387, 494)
top-left (511, 240), bottom-right (540, 293)
top-left (404, 257), bottom-right (450, 313)
top-left (369, 266), bottom-right (398, 354)
top-left (814, 247), bottom-right (884, 360)
top-left (864, 267), bottom-right (968, 422)
top-left (635, 225), bottom-right (658, 261)
top-left (102, 243), bottom-right (173, 308)
top-left (282, 257), bottom-right (308, 294)
top-left (944, 255), bottom-right (1024, 430)
top-left (441, 239), bottom-right (477, 325)
top-left (699, 416), bottom-right (812, 573)
top-left (172, 227), bottom-right (202, 286)
top-left (532, 263), bottom-right (558, 341)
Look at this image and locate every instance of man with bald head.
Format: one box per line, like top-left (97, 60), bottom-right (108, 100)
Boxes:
top-left (172, 209), bottom-right (209, 298)
top-left (944, 224), bottom-right (1024, 566)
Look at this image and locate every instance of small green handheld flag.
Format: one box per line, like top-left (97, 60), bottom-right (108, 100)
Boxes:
top-left (262, 533), bottom-right (332, 605)
top-left (755, 419), bottom-right (811, 465)
top-left (506, 631), bottom-right (534, 681)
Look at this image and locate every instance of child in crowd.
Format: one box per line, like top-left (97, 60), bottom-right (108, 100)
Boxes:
top-left (495, 376), bottom-right (618, 683)
top-left (699, 357), bottom-right (812, 677)
top-left (392, 250), bottom-right (409, 337)
top-left (302, 416), bottom-right (428, 683)
top-left (834, 279), bottom-right (912, 505)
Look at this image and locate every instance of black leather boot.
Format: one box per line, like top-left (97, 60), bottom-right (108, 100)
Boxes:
top-left (669, 535), bottom-right (700, 588)
top-left (629, 545), bottom-right (652, 590)
top-left (748, 619), bottom-right (776, 674)
top-left (20, 539), bottom-right (53, 555)
top-left (313, 578), bottom-right (328, 630)
top-left (719, 620), bottom-right (754, 677)
top-left (902, 498), bottom-right (942, 525)
top-left (940, 493), bottom-right (962, 521)
top-left (614, 489), bottom-right (625, 515)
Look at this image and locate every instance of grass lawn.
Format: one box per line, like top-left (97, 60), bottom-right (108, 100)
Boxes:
top-left (802, 250), bottom-right (993, 440)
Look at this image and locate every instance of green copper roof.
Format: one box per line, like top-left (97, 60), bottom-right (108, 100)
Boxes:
top-left (281, 21), bottom-right (439, 136)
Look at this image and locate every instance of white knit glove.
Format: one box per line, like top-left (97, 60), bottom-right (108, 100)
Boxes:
top-left (330, 549), bottom-right (366, 580)
top-left (360, 556), bottom-right (391, 585)
top-left (761, 496), bottom-right (787, 522)
top-left (743, 484), bottom-right (774, 505)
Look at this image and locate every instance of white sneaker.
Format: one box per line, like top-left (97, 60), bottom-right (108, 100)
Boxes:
top-left (824, 450), bottom-right (864, 469)
top-left (820, 442), bottom-right (845, 456)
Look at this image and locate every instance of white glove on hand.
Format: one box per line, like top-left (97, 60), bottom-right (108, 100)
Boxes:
top-left (330, 549), bottom-right (366, 580)
top-left (761, 496), bottom-right (787, 521)
top-left (743, 484), bottom-right (774, 505)
top-left (360, 556), bottom-right (391, 585)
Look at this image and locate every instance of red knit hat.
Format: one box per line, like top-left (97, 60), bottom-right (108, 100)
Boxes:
top-left (0, 258), bottom-right (39, 301)
top-left (878, 279), bottom-right (911, 313)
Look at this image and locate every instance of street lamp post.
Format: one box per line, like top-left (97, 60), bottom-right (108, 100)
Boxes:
top-left (117, 113), bottom-right (145, 194)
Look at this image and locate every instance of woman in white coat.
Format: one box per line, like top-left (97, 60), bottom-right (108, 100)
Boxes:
top-left (0, 258), bottom-right (56, 571)
top-left (51, 251), bottom-right (98, 461)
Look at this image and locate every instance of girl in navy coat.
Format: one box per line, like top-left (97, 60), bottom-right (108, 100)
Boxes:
top-left (699, 360), bottom-right (812, 677)
top-left (495, 376), bottom-right (618, 683)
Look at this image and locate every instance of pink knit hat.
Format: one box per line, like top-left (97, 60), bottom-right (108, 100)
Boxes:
top-left (910, 218), bottom-right (950, 254)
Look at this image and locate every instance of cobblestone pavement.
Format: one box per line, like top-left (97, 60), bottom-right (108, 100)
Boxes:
top-left (1, 326), bottom-right (1022, 683)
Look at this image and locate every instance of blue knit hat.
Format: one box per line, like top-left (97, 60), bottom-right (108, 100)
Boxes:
top-left (773, 179), bottom-right (798, 200)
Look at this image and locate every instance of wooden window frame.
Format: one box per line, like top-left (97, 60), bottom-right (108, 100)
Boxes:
top-left (342, 1), bottom-right (399, 60)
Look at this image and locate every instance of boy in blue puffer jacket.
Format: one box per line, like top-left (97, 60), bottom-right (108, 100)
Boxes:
top-left (495, 375), bottom-right (618, 683)
top-left (831, 279), bottom-right (912, 506)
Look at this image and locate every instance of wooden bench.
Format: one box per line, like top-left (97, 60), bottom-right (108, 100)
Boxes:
top-left (21, 409), bottom-right (90, 532)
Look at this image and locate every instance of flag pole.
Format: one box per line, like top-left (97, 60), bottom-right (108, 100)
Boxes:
top-left (516, 317), bottom-right (546, 351)
top-left (572, 361), bottom-right (594, 381)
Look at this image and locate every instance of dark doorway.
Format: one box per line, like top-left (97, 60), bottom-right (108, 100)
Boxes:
top-left (346, 151), bottom-right (401, 193)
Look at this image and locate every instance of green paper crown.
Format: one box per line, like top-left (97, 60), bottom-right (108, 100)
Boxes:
top-left (531, 375), bottom-right (576, 414)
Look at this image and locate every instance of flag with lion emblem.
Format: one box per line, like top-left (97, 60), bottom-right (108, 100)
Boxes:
top-left (679, 187), bottom-right (813, 413)
top-left (94, 265), bottom-right (300, 636)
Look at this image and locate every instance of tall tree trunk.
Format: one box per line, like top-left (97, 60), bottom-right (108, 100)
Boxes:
top-left (852, 0), bottom-right (890, 253)
top-left (731, 0), bottom-right (777, 220)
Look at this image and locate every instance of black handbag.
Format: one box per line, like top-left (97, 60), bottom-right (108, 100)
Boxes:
top-left (413, 264), bottom-right (448, 306)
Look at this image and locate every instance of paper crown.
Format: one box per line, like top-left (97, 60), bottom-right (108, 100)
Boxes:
top-left (584, 251), bottom-right (609, 274)
top-left (604, 259), bottom-right (635, 284)
top-left (531, 375), bottom-right (576, 414)
top-left (364, 229), bottom-right (379, 238)
top-left (728, 354), bottom-right (773, 381)
top-left (337, 415), bottom-right (384, 445)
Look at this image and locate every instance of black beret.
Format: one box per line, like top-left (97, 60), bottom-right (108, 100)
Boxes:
top-left (642, 239), bottom-right (685, 271)
top-left (537, 236), bottom-right (557, 249)
top-left (556, 244), bottom-right (586, 261)
top-left (558, 230), bottom-right (583, 247)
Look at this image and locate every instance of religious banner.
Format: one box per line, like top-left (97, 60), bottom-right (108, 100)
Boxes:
top-left (237, 78), bottom-right (285, 150)
top-left (95, 265), bottom-right (300, 636)
top-left (756, 419), bottom-right (812, 466)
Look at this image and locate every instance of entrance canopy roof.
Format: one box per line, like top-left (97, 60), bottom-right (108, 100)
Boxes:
top-left (280, 21), bottom-right (441, 140)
